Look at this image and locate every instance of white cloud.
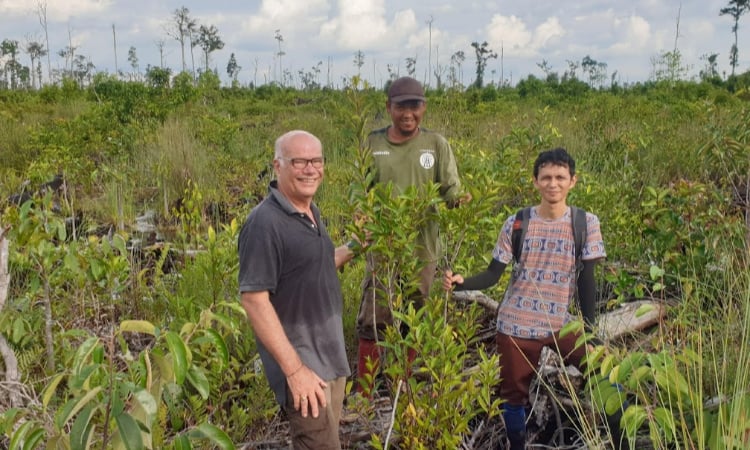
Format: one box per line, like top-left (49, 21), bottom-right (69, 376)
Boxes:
top-left (609, 15), bottom-right (651, 55)
top-left (0, 0), bottom-right (112, 21)
top-left (242, 0), bottom-right (330, 37)
top-left (486, 15), bottom-right (564, 58)
top-left (486, 15), bottom-right (532, 56)
top-left (319, 0), bottom-right (417, 51)
top-left (532, 17), bottom-right (566, 49)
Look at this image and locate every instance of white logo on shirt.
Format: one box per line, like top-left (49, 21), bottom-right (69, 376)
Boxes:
top-left (419, 152), bottom-right (435, 169)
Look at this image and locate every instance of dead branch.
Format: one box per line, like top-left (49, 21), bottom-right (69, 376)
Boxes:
top-left (0, 226), bottom-right (22, 408)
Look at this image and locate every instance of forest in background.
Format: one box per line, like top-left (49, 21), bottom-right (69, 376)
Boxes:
top-left (0, 72), bottom-right (749, 448)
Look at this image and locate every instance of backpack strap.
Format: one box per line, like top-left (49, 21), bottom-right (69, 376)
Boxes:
top-left (570, 206), bottom-right (588, 277)
top-left (511, 207), bottom-right (531, 265)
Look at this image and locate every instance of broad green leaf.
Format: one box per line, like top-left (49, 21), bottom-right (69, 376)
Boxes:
top-left (622, 405), bottom-right (647, 438)
top-left (57, 386), bottom-right (103, 428)
top-left (559, 320), bottom-right (582, 338)
top-left (0, 408), bottom-right (22, 432)
top-left (600, 354), bottom-right (615, 377)
top-left (120, 320), bottom-right (156, 336)
top-left (21, 427), bottom-right (45, 450)
top-left (604, 390), bottom-right (626, 415)
top-left (201, 329), bottom-right (229, 366)
top-left (90, 258), bottom-right (104, 280)
top-left (180, 322), bottom-right (197, 337)
top-left (115, 412), bottom-right (145, 450)
top-left (72, 337), bottom-right (100, 374)
top-left (92, 345), bottom-right (104, 364)
top-left (172, 435), bottom-right (191, 450)
top-left (165, 331), bottom-right (189, 385)
top-left (70, 405), bottom-right (96, 450)
top-left (132, 388), bottom-right (158, 428)
top-left (187, 422), bottom-right (235, 450)
top-left (69, 364), bottom-right (101, 391)
top-left (649, 265), bottom-right (665, 279)
top-left (626, 366), bottom-right (653, 390)
top-left (42, 374), bottom-right (66, 408)
top-left (112, 234), bottom-right (128, 255)
top-left (12, 318), bottom-right (26, 343)
top-left (9, 421), bottom-right (37, 450)
top-left (64, 250), bottom-right (80, 272)
top-left (581, 345), bottom-right (605, 374)
top-left (186, 365), bottom-right (210, 400)
top-left (653, 407), bottom-right (676, 441)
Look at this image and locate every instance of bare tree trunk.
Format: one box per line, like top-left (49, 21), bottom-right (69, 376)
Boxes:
top-left (37, 0), bottom-right (52, 84)
top-left (112, 23), bottom-right (118, 77)
top-left (0, 225), bottom-right (22, 408)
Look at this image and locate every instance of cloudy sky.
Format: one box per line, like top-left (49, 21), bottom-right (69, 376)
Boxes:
top-left (1, 0), bottom-right (748, 88)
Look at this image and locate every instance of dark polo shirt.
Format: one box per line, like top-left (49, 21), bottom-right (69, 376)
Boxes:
top-left (238, 181), bottom-right (350, 406)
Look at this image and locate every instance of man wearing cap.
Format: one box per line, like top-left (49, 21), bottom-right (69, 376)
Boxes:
top-left (355, 76), bottom-right (470, 393)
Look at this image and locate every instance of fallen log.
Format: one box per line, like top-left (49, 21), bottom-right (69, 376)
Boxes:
top-left (451, 291), bottom-right (667, 340)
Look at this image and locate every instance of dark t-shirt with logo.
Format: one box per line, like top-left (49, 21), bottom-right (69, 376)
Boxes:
top-left (367, 126), bottom-right (462, 262)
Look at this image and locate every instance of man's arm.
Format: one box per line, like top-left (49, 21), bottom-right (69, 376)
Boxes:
top-left (444, 259), bottom-right (507, 291)
top-left (241, 291), bottom-right (327, 418)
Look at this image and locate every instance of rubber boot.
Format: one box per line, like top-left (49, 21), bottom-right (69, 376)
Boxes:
top-left (506, 430), bottom-right (526, 450)
top-left (607, 409), bottom-right (630, 450)
top-left (503, 404), bottom-right (526, 450)
top-left (356, 338), bottom-right (381, 396)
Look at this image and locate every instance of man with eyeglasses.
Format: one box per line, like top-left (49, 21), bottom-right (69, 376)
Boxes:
top-left (238, 130), bottom-right (355, 449)
top-left (355, 76), bottom-right (471, 394)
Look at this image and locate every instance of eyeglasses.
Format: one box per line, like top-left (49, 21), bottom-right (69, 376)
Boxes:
top-left (279, 157), bottom-right (325, 169)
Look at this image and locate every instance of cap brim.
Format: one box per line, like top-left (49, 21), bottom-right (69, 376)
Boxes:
top-left (390, 94), bottom-right (425, 103)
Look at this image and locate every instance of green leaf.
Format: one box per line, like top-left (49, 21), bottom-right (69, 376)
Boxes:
top-left (600, 354), bottom-right (615, 377)
top-left (202, 329), bottom-right (229, 366)
top-left (172, 435), bottom-right (192, 450)
top-left (42, 374), bottom-right (66, 408)
top-left (626, 366), bottom-right (653, 390)
top-left (69, 364), bottom-right (101, 391)
top-left (604, 390), bottom-right (626, 415)
top-left (115, 412), bottom-right (145, 450)
top-left (119, 320), bottom-right (156, 336)
top-left (132, 388), bottom-right (158, 428)
top-left (559, 320), bottom-right (582, 338)
top-left (21, 427), bottom-right (45, 450)
top-left (165, 331), bottom-right (189, 385)
top-left (653, 407), bottom-right (676, 438)
top-left (186, 365), bottom-right (210, 400)
top-left (72, 336), bottom-right (100, 373)
top-left (649, 265), bottom-right (665, 279)
top-left (90, 258), bottom-right (104, 280)
top-left (9, 421), bottom-right (37, 450)
top-left (187, 423), bottom-right (235, 450)
top-left (64, 250), bottom-right (80, 272)
top-left (57, 387), bottom-right (103, 429)
top-left (621, 405), bottom-right (648, 438)
top-left (12, 318), bottom-right (26, 343)
top-left (70, 405), bottom-right (96, 450)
